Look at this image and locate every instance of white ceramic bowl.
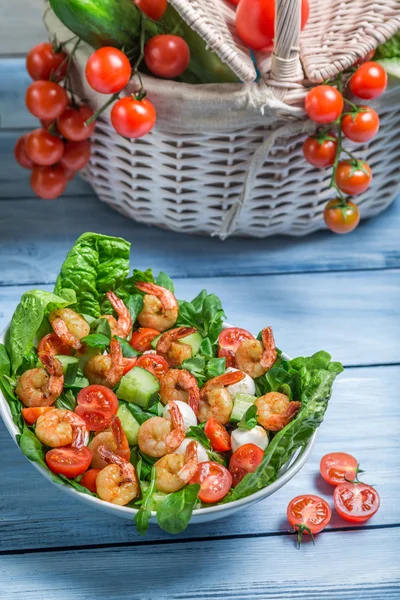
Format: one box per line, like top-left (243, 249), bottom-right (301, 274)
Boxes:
top-left (0, 322), bottom-right (316, 526)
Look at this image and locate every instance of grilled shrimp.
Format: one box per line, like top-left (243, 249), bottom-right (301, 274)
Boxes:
top-left (198, 370), bottom-right (246, 425)
top-left (96, 447), bottom-right (139, 506)
top-left (159, 368), bottom-right (200, 415)
top-left (84, 338), bottom-right (124, 388)
top-left (35, 408), bottom-right (87, 448)
top-left (49, 308), bottom-right (90, 350)
top-left (255, 392), bottom-right (301, 431)
top-left (155, 440), bottom-right (198, 493)
top-left (137, 401), bottom-right (185, 458)
top-left (156, 327), bottom-right (196, 367)
top-left (135, 282), bottom-right (178, 332)
top-left (88, 415), bottom-right (130, 469)
top-left (15, 354), bottom-right (64, 407)
top-left (101, 291), bottom-right (132, 339)
top-left (235, 327), bottom-right (277, 379)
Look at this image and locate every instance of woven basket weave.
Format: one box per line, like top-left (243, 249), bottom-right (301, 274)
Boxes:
top-left (44, 0), bottom-right (400, 238)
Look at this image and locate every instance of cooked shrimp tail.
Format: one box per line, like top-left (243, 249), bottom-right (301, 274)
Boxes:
top-left (35, 409), bottom-right (87, 448)
top-left (96, 447), bottom-right (139, 505)
top-left (177, 440), bottom-right (198, 482)
top-left (63, 411), bottom-right (87, 450)
top-left (110, 415), bottom-right (130, 461)
top-left (84, 338), bottom-right (124, 388)
top-left (206, 370), bottom-right (246, 389)
top-left (98, 446), bottom-right (137, 484)
top-left (104, 291), bottom-right (132, 338)
top-left (159, 368), bottom-right (200, 414)
top-left (165, 401), bottom-right (186, 449)
top-left (135, 282), bottom-right (179, 332)
top-left (49, 308), bottom-right (90, 350)
top-left (260, 327), bottom-right (277, 370)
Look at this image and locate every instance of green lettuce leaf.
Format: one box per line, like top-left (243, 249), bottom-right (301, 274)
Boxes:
top-left (156, 484), bottom-right (200, 534)
top-left (177, 290), bottom-right (225, 354)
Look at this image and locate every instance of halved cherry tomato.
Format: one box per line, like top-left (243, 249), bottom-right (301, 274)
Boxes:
top-left (218, 327), bottom-right (254, 368)
top-left (46, 446), bottom-right (92, 478)
top-left (349, 62), bottom-right (387, 100)
top-left (130, 327), bottom-right (160, 352)
top-left (229, 443), bottom-right (264, 487)
top-left (335, 160), bottom-right (372, 196)
top-left (135, 354), bottom-right (169, 380)
top-left (287, 495), bottom-right (331, 543)
top-left (334, 481), bottom-right (380, 523)
top-left (204, 418), bottom-right (231, 452)
top-left (133, 0), bottom-right (167, 20)
top-left (341, 107), bottom-right (380, 143)
top-left (122, 357), bottom-right (138, 375)
top-left (190, 461), bottom-right (232, 503)
top-left (80, 468), bottom-right (101, 494)
top-left (26, 42), bottom-right (67, 81)
top-left (38, 333), bottom-right (72, 356)
top-left (75, 385), bottom-right (118, 431)
top-left (22, 406), bottom-right (52, 425)
top-left (320, 452), bottom-right (359, 486)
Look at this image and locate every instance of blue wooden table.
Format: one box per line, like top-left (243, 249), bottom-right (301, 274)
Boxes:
top-left (1, 41), bottom-right (400, 598)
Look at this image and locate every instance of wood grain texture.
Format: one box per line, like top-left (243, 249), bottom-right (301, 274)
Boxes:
top-left (0, 60), bottom-right (36, 129)
top-left (1, 365), bottom-right (399, 551)
top-left (0, 0), bottom-right (45, 55)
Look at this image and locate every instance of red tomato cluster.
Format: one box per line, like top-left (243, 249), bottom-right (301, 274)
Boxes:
top-left (303, 56), bottom-right (387, 235)
top-left (16, 41), bottom-right (95, 200)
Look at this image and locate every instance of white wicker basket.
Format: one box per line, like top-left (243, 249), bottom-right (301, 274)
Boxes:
top-left (44, 0), bottom-right (400, 238)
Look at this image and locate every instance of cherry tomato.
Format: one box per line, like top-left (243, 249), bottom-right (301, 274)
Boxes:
top-left (335, 160), bottom-right (372, 196)
top-left (133, 0), bottom-right (167, 21)
top-left (287, 495), bottom-right (331, 543)
top-left (305, 85), bottom-right (344, 124)
top-left (25, 128), bottom-right (64, 166)
top-left (341, 107), bottom-right (380, 143)
top-left (60, 139), bottom-right (91, 172)
top-left (80, 468), bottom-right (101, 494)
top-left (135, 354), bottom-right (169, 380)
top-left (144, 35), bottom-right (190, 79)
top-left (26, 42), bottom-right (67, 81)
top-left (354, 49), bottom-right (376, 65)
top-left (130, 327), bottom-right (160, 351)
top-left (324, 199), bottom-right (360, 234)
top-left (75, 384), bottom-right (119, 431)
top-left (57, 105), bottom-right (96, 142)
top-left (227, 0), bottom-right (239, 4)
top-left (86, 47), bottom-right (131, 94)
top-left (229, 443), bottom-right (264, 487)
top-left (190, 461), bottom-right (232, 503)
top-left (204, 418), bottom-right (231, 452)
top-left (303, 134), bottom-right (337, 168)
top-left (14, 134), bottom-right (35, 170)
top-left (26, 80), bottom-right (68, 120)
top-left (122, 357), bottom-right (138, 375)
top-left (38, 333), bottom-right (72, 356)
top-left (334, 482), bottom-right (380, 523)
top-left (46, 446), bottom-right (92, 478)
top-left (320, 452), bottom-right (359, 486)
top-left (30, 165), bottom-right (68, 200)
top-left (60, 165), bottom-right (76, 181)
top-left (111, 97), bottom-right (156, 138)
top-left (349, 62), bottom-right (387, 100)
top-left (218, 327), bottom-right (254, 368)
top-left (236, 0), bottom-right (309, 50)
top-left (22, 406), bottom-right (52, 425)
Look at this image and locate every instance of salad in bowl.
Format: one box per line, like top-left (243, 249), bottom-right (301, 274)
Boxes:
top-left (0, 233), bottom-right (343, 534)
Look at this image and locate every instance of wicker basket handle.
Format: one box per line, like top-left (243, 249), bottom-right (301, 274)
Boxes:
top-left (271, 0), bottom-right (302, 86)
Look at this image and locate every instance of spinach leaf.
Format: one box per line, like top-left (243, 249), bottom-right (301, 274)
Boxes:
top-left (124, 402), bottom-right (155, 424)
top-left (238, 405), bottom-right (258, 430)
top-left (126, 294), bottom-right (144, 323)
top-left (80, 333), bottom-right (110, 348)
top-left (156, 484), bottom-right (200, 534)
top-left (156, 271), bottom-right (174, 293)
top-left (134, 467), bottom-right (157, 536)
top-left (64, 375), bottom-right (89, 389)
top-left (57, 474), bottom-right (98, 497)
top-left (205, 357), bottom-right (226, 380)
top-left (90, 317), bottom-right (112, 339)
top-left (55, 389), bottom-right (77, 411)
top-left (177, 290), bottom-right (225, 350)
top-left (187, 424), bottom-right (210, 449)
top-left (181, 356), bottom-right (226, 386)
top-left (0, 344), bottom-right (23, 431)
top-left (19, 427), bottom-right (46, 466)
top-left (115, 336), bottom-right (140, 358)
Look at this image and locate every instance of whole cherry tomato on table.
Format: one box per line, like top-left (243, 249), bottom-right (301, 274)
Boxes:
top-left (287, 494), bottom-right (332, 545)
top-left (323, 199), bottom-right (360, 234)
top-left (30, 165), bottom-right (68, 200)
top-left (26, 42), bottom-right (67, 81)
top-left (111, 97), bottom-right (156, 138)
top-left (349, 62), bottom-right (387, 100)
top-left (305, 85), bottom-right (344, 124)
top-left (26, 80), bottom-right (68, 120)
top-left (335, 160), bottom-right (372, 196)
top-left (14, 134), bottom-right (35, 170)
top-left (25, 128), bottom-right (64, 166)
top-left (86, 47), bottom-right (131, 94)
top-left (341, 107), bottom-right (380, 143)
top-left (57, 105), bottom-right (96, 141)
top-left (303, 134), bottom-right (337, 168)
top-left (144, 35), bottom-right (190, 79)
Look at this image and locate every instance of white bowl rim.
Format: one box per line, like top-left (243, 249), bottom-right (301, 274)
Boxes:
top-left (0, 321), bottom-right (316, 520)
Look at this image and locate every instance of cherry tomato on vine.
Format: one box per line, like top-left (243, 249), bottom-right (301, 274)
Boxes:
top-left (135, 354), bottom-right (169, 380)
top-left (323, 199), bottom-right (360, 234)
top-left (60, 165), bottom-right (77, 181)
top-left (14, 134), bottom-right (35, 170)
top-left (218, 327), bottom-right (254, 368)
top-left (60, 139), bottom-right (91, 172)
top-left (80, 468), bottom-right (101, 493)
top-left (287, 495), bottom-right (331, 545)
top-left (303, 134), bottom-right (337, 168)
top-left (227, 0), bottom-right (239, 4)
top-left (86, 47), bottom-right (131, 94)
top-left (229, 443), bottom-right (264, 487)
top-left (111, 97), bottom-right (156, 138)
top-left (349, 62), bottom-right (387, 100)
top-left (133, 0), bottom-right (167, 21)
top-left (144, 35), bottom-right (190, 79)
top-left (30, 165), bottom-right (68, 199)
top-left (46, 446), bottom-right (92, 478)
top-left (26, 42), bottom-right (67, 81)
top-left (130, 328), bottom-right (160, 351)
top-left (236, 0), bottom-right (309, 50)
top-left (204, 418), bottom-right (231, 452)
top-left (190, 461), bottom-right (232, 503)
top-left (25, 128), bottom-right (64, 166)
top-left (341, 106), bottom-right (380, 143)
top-left (333, 481), bottom-right (380, 523)
top-left (305, 85), bottom-right (344, 124)
top-left (335, 160), bottom-right (372, 196)
top-left (354, 49), bottom-right (375, 65)
top-left (38, 333), bottom-right (72, 356)
top-left (320, 452), bottom-right (359, 486)
top-left (57, 105), bottom-right (96, 141)
top-left (26, 80), bottom-right (68, 120)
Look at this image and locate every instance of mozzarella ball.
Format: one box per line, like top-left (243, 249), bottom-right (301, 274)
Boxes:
top-left (231, 425), bottom-right (268, 452)
top-left (175, 438), bottom-right (209, 463)
top-left (226, 367), bottom-right (256, 397)
top-left (163, 400), bottom-right (197, 433)
top-left (143, 349), bottom-right (156, 355)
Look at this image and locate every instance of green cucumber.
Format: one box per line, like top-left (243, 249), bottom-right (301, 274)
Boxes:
top-left (55, 355), bottom-right (79, 385)
top-left (230, 393), bottom-right (256, 424)
top-left (150, 333), bottom-right (162, 350)
top-left (178, 332), bottom-right (203, 357)
top-left (117, 366), bottom-right (159, 408)
top-left (117, 403), bottom-right (140, 445)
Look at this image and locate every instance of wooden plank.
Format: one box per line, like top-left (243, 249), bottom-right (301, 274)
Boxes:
top-left (1, 363), bottom-right (398, 551)
top-left (0, 60), bottom-right (36, 129)
top-left (0, 194), bottom-right (399, 283)
top-left (1, 528), bottom-right (399, 599)
top-left (0, 1), bottom-right (46, 56)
